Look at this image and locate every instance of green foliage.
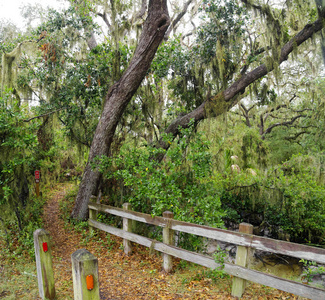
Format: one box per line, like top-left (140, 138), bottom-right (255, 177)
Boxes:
top-left (97, 123), bottom-right (223, 223)
top-left (219, 152), bottom-right (325, 245)
top-left (300, 259), bottom-right (325, 284)
top-left (95, 121), bottom-right (225, 250)
top-left (197, 0), bottom-right (247, 63)
top-left (0, 89), bottom-right (42, 256)
top-left (34, 5), bottom-right (96, 38)
top-left (2, 194), bottom-right (46, 259)
top-left (151, 37), bottom-right (190, 81)
top-left (265, 156), bottom-right (325, 242)
top-left (148, 0), bottom-right (250, 118)
top-left (0, 88), bottom-right (83, 259)
top-left (6, 5), bottom-right (130, 152)
top-left (0, 89), bottom-right (38, 205)
top-left (211, 246), bottom-right (229, 279)
top-left (191, 246), bottom-right (229, 283)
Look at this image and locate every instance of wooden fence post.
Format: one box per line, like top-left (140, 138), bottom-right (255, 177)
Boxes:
top-left (89, 196), bottom-right (97, 233)
top-left (33, 229), bottom-right (56, 300)
top-left (231, 223), bottom-right (254, 298)
top-left (163, 211), bottom-right (174, 273)
top-left (123, 203), bottom-right (132, 255)
top-left (72, 249), bottom-right (100, 300)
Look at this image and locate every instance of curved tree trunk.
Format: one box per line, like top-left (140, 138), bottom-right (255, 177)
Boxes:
top-left (71, 0), bottom-right (170, 220)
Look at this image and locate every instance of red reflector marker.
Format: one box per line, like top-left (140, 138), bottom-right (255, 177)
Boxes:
top-left (42, 242), bottom-right (48, 252)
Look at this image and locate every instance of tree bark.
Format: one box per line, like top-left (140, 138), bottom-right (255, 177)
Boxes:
top-left (71, 0), bottom-right (170, 220)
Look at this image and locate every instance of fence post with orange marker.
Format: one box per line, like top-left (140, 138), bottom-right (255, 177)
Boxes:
top-left (71, 249), bottom-right (100, 300)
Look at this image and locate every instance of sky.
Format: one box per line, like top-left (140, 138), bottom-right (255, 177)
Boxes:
top-left (0, 0), bottom-right (67, 29)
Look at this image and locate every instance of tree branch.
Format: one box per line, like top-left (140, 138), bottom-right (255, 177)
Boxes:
top-left (284, 131), bottom-right (310, 141)
top-left (132, 0), bottom-right (148, 22)
top-left (164, 0), bottom-right (194, 39)
top-left (23, 108), bottom-right (65, 122)
top-left (261, 114), bottom-right (307, 139)
top-left (263, 94), bottom-right (296, 123)
top-left (240, 103), bottom-right (255, 127)
top-left (159, 17), bottom-right (325, 150)
top-left (97, 12), bottom-right (111, 29)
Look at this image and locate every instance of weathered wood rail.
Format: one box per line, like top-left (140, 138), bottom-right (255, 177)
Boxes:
top-left (88, 202), bottom-right (325, 299)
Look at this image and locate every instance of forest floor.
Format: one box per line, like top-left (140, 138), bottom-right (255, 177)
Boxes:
top-left (1, 183), bottom-right (309, 299)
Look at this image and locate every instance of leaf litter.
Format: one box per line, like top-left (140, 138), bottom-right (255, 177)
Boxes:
top-left (0, 183), bottom-right (309, 299)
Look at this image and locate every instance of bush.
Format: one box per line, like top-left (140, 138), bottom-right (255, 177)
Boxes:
top-left (96, 124), bottom-right (225, 251)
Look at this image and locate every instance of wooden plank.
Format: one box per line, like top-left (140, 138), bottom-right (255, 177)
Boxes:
top-left (88, 203), bottom-right (166, 226)
top-left (88, 203), bottom-right (325, 264)
top-left (88, 219), bottom-right (325, 300)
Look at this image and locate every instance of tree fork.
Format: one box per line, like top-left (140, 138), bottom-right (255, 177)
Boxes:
top-left (71, 0), bottom-right (170, 220)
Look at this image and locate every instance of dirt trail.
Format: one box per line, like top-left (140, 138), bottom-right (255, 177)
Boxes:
top-left (43, 186), bottom-right (72, 260)
top-left (41, 184), bottom-right (79, 299)
top-left (40, 184), bottom-right (303, 300)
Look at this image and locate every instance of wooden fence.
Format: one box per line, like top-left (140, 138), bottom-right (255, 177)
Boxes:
top-left (34, 230), bottom-right (100, 300)
top-left (88, 201), bottom-right (325, 299)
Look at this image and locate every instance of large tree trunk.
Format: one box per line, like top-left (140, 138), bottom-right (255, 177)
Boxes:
top-left (71, 0), bottom-right (170, 220)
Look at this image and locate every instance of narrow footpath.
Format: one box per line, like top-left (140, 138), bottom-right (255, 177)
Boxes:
top-left (40, 183), bottom-right (303, 300)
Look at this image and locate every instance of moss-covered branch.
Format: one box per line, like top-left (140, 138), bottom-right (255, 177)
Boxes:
top-left (158, 14), bottom-right (325, 152)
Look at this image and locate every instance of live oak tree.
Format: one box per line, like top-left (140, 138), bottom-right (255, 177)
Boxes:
top-left (1, 1), bottom-right (324, 220)
top-left (71, 0), bottom-right (325, 220)
top-left (71, 0), bottom-right (170, 219)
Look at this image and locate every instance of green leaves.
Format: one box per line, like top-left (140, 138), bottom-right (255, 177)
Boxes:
top-left (197, 0), bottom-right (247, 62)
top-left (0, 91), bottom-right (38, 200)
top-left (96, 122), bottom-right (224, 230)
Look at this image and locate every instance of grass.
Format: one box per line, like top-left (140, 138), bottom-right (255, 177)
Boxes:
top-left (0, 247), bottom-right (39, 300)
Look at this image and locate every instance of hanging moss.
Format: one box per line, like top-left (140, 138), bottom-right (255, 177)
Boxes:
top-left (1, 46), bottom-right (21, 92)
top-left (205, 92), bottom-right (228, 118)
top-left (1, 41), bottom-right (38, 100)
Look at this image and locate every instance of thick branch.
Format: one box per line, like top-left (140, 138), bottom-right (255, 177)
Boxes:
top-left (261, 114), bottom-right (307, 139)
top-left (159, 17), bottom-right (325, 150)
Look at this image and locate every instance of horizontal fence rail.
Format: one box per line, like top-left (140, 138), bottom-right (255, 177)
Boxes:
top-left (88, 203), bottom-right (325, 264)
top-left (88, 202), bottom-right (325, 299)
